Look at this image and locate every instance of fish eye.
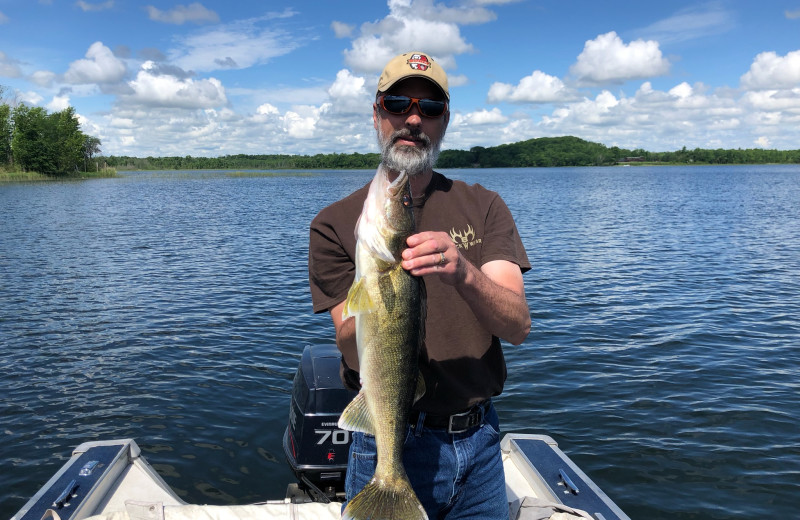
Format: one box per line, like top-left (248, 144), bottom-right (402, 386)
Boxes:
top-left (402, 193), bottom-right (412, 207)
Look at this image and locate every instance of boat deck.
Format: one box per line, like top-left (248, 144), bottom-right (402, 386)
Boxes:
top-left (13, 436), bottom-right (628, 520)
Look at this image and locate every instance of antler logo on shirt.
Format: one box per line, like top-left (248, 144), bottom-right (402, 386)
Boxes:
top-left (450, 225), bottom-right (481, 250)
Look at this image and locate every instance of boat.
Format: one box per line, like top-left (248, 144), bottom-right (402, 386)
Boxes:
top-left (12, 345), bottom-right (630, 520)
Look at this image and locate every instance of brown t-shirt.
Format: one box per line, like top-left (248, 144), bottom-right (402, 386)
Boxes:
top-left (308, 171), bottom-right (530, 415)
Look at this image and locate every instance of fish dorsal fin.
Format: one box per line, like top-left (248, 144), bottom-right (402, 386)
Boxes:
top-left (414, 372), bottom-right (426, 403)
top-left (338, 390), bottom-right (375, 435)
top-left (342, 277), bottom-right (374, 319)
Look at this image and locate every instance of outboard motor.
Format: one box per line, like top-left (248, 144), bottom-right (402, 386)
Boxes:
top-left (283, 344), bottom-right (357, 502)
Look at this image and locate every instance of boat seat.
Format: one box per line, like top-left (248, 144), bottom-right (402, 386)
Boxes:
top-left (78, 500), bottom-right (342, 520)
top-left (510, 496), bottom-right (594, 520)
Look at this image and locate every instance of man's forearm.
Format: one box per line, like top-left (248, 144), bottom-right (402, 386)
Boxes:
top-left (455, 258), bottom-right (531, 345)
top-left (330, 300), bottom-right (360, 371)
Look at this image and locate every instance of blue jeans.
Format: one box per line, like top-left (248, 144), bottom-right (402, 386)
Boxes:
top-left (344, 402), bottom-right (508, 520)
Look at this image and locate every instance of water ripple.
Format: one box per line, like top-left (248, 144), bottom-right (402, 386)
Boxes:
top-left (3, 167), bottom-right (800, 519)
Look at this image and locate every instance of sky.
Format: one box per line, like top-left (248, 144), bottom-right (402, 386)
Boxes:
top-left (1, 0), bottom-right (799, 158)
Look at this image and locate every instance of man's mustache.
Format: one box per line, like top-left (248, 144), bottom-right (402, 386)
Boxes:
top-left (390, 128), bottom-right (432, 148)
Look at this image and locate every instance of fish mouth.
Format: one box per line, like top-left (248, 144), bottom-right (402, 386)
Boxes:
top-left (387, 168), bottom-right (409, 196)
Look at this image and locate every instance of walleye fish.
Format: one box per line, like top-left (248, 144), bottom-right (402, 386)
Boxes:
top-left (339, 166), bottom-right (427, 520)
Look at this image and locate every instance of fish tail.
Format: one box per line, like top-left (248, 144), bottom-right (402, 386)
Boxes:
top-left (342, 476), bottom-right (428, 520)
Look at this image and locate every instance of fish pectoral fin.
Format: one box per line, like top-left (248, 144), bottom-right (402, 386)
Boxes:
top-left (414, 373), bottom-right (426, 404)
top-left (359, 224), bottom-right (396, 264)
top-left (342, 278), bottom-right (375, 319)
top-left (338, 391), bottom-right (375, 435)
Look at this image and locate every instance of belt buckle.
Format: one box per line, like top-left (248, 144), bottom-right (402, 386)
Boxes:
top-left (447, 404), bottom-right (485, 434)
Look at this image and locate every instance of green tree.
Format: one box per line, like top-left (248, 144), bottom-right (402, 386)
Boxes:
top-left (51, 106), bottom-right (85, 174)
top-left (12, 104), bottom-right (56, 173)
top-left (11, 104), bottom-right (91, 174)
top-left (83, 135), bottom-right (102, 172)
top-left (0, 103), bottom-right (11, 167)
top-left (0, 85), bottom-right (12, 168)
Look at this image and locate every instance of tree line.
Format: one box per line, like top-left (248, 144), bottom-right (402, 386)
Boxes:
top-left (102, 152), bottom-right (381, 171)
top-left (1, 86), bottom-right (103, 175)
top-left (435, 136), bottom-right (800, 168)
top-left (103, 136), bottom-right (800, 172)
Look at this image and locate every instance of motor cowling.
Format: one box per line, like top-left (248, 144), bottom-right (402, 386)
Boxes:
top-left (283, 344), bottom-right (357, 501)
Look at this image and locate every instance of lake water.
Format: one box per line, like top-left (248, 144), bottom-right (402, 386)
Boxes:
top-left (2, 165), bottom-right (799, 519)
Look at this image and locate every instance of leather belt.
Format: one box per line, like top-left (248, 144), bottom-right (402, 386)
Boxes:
top-left (409, 400), bottom-right (490, 434)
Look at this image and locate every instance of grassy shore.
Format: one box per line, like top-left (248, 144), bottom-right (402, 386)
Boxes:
top-left (0, 169), bottom-right (118, 182)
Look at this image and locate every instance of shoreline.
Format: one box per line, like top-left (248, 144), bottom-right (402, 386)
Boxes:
top-left (0, 170), bottom-right (118, 182)
top-left (3, 162), bottom-right (799, 182)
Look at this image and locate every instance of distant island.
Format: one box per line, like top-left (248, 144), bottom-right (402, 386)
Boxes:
top-left (101, 136), bottom-right (800, 171)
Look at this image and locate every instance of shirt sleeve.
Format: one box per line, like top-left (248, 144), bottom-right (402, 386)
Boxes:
top-left (308, 209), bottom-right (356, 314)
top-left (480, 192), bottom-right (531, 272)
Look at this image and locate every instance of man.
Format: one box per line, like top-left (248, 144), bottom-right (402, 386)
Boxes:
top-left (308, 51), bottom-right (531, 519)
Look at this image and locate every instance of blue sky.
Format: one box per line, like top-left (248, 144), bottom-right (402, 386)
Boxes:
top-left (1, 0), bottom-right (799, 157)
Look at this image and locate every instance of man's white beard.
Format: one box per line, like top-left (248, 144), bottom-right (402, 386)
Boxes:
top-left (377, 124), bottom-right (442, 176)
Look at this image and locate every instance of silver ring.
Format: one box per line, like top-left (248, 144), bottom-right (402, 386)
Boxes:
top-left (438, 252), bottom-right (446, 265)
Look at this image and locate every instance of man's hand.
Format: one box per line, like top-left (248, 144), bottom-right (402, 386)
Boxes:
top-left (401, 231), bottom-right (531, 345)
top-left (401, 231), bottom-right (464, 284)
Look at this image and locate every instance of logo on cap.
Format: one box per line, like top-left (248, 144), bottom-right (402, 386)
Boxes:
top-left (407, 53), bottom-right (431, 71)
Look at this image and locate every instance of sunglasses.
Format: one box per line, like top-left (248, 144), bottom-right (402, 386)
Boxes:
top-left (378, 95), bottom-right (448, 118)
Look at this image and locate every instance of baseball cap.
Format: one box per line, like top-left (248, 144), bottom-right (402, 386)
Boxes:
top-left (377, 51), bottom-right (449, 100)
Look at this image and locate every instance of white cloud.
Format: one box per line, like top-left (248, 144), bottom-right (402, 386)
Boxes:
top-left (256, 103), bottom-right (279, 116)
top-left (634, 3), bottom-right (735, 44)
top-left (30, 70), bottom-right (57, 87)
top-left (500, 78), bottom-right (769, 152)
top-left (669, 82), bottom-right (693, 99)
top-left (110, 116), bottom-right (136, 129)
top-left (331, 21), bottom-right (354, 38)
top-left (389, 0), bottom-right (496, 25)
top-left (748, 111), bottom-right (783, 127)
top-left (76, 1), bottom-right (114, 12)
top-left (125, 61), bottom-right (227, 108)
top-left (470, 0), bottom-right (523, 4)
top-left (0, 10), bottom-right (9, 24)
top-left (570, 31), bottom-right (670, 85)
top-left (76, 113), bottom-right (102, 138)
top-left (18, 91), bottom-right (44, 106)
top-left (64, 41), bottom-right (127, 84)
top-left (342, 0), bottom-right (489, 75)
top-left (457, 107), bottom-right (508, 125)
top-left (46, 95), bottom-right (71, 112)
top-left (0, 50), bottom-right (22, 77)
top-left (328, 69), bottom-right (367, 99)
top-left (740, 50), bottom-right (800, 90)
top-left (742, 89), bottom-right (800, 112)
top-left (146, 3), bottom-right (219, 25)
top-left (448, 74), bottom-right (469, 88)
top-left (343, 37), bottom-right (399, 75)
top-left (544, 90), bottom-right (621, 126)
top-left (786, 9), bottom-right (800, 19)
top-left (327, 69), bottom-right (370, 114)
top-left (170, 15), bottom-right (299, 72)
top-left (488, 70), bottom-right (576, 104)
top-left (283, 106), bottom-right (325, 139)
